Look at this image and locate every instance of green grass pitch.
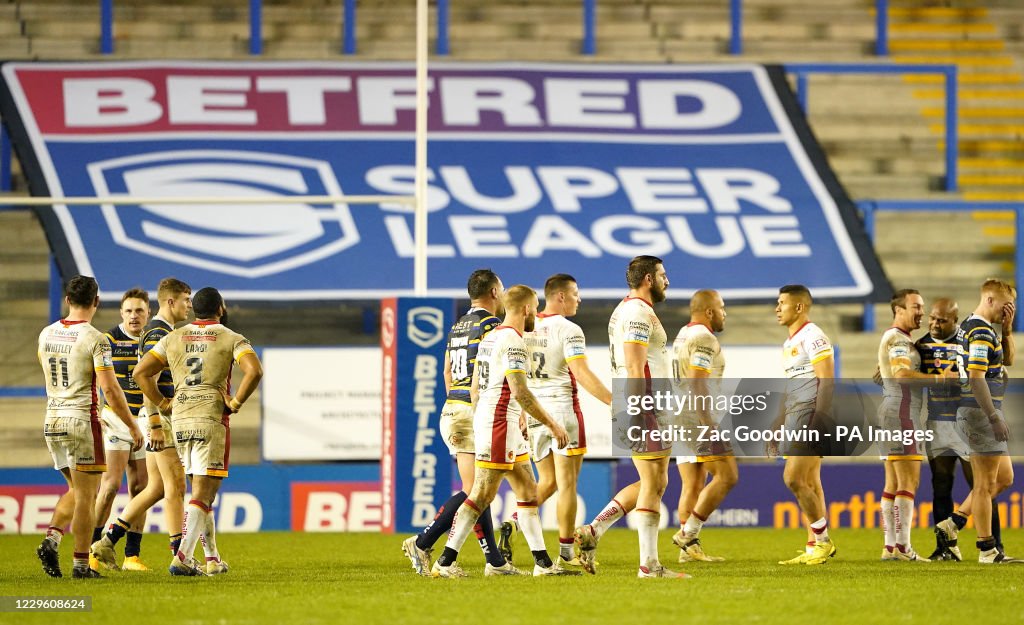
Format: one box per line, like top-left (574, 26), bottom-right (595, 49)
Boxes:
top-left (2, 529), bottom-right (1022, 625)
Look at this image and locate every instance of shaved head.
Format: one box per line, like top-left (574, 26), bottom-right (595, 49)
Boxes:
top-left (690, 289), bottom-right (720, 315)
top-left (931, 297), bottom-right (958, 316)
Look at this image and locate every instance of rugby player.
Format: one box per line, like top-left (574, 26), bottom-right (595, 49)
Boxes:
top-left (877, 289), bottom-right (955, 562)
top-left (768, 285), bottom-right (836, 565)
top-left (89, 288), bottom-right (152, 571)
top-left (935, 279), bottom-right (1020, 563)
top-left (525, 274), bottom-right (611, 568)
top-left (35, 276), bottom-right (143, 579)
top-left (91, 279), bottom-right (206, 571)
top-left (672, 289), bottom-right (737, 563)
top-left (430, 285), bottom-right (577, 577)
top-left (575, 256), bottom-right (689, 578)
top-left (401, 269), bottom-right (517, 576)
top-left (134, 287), bottom-right (263, 576)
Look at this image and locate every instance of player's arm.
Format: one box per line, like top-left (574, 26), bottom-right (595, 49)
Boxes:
top-left (469, 363), bottom-right (480, 410)
top-left (134, 351), bottom-right (169, 416)
top-left (622, 341), bottom-right (649, 402)
top-left (687, 368), bottom-right (715, 427)
top-left (1002, 302), bottom-right (1015, 366)
top-left (225, 352), bottom-right (263, 413)
top-left (507, 370), bottom-right (568, 448)
top-left (966, 333), bottom-right (1009, 441)
top-left (812, 355), bottom-right (835, 417)
top-left (97, 367), bottom-right (144, 451)
top-left (568, 357), bottom-right (612, 405)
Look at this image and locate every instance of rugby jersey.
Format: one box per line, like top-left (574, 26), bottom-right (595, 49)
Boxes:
top-left (608, 296), bottom-right (669, 380)
top-left (445, 307), bottom-right (500, 405)
top-left (957, 314), bottom-right (1005, 409)
top-left (37, 319), bottom-right (112, 422)
top-left (140, 317), bottom-right (175, 400)
top-left (915, 332), bottom-right (960, 422)
top-left (104, 324), bottom-right (143, 416)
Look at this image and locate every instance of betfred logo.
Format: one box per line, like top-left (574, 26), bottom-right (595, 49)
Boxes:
top-left (0, 485), bottom-right (67, 534)
top-left (87, 150), bottom-right (360, 278)
top-left (291, 482), bottom-right (382, 532)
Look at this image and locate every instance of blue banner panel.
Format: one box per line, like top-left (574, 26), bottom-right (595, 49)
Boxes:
top-left (0, 62), bottom-right (887, 302)
top-left (380, 297), bottom-right (456, 534)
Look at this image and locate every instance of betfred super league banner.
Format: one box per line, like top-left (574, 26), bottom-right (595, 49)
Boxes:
top-left (0, 61), bottom-right (888, 301)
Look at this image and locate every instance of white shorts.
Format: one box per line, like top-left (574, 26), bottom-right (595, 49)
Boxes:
top-left (100, 406), bottom-right (146, 460)
top-left (474, 413), bottom-right (529, 470)
top-left (44, 415), bottom-right (106, 473)
top-left (878, 398), bottom-right (925, 459)
top-left (173, 417), bottom-right (230, 477)
top-left (529, 400), bottom-right (586, 462)
top-left (439, 401), bottom-right (474, 455)
top-left (957, 406), bottom-right (1008, 456)
top-left (926, 419), bottom-right (970, 459)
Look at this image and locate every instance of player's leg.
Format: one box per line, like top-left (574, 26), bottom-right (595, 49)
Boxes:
top-left (782, 456), bottom-right (833, 565)
top-left (432, 465), bottom-right (506, 577)
top-left (174, 473), bottom-right (222, 574)
top-left (971, 455), bottom-right (1000, 560)
top-left (676, 457), bottom-right (737, 562)
top-left (991, 457), bottom-right (1014, 559)
top-left (881, 459), bottom-right (897, 557)
top-left (573, 480), bottom-right (640, 574)
top-left (191, 421), bottom-right (230, 574)
top-left (552, 453), bottom-right (583, 566)
top-left (90, 448), bottom-right (129, 570)
top-left (37, 468), bottom-right (74, 578)
top-left (121, 452), bottom-right (150, 570)
top-left (92, 450), bottom-right (163, 565)
top-left (69, 467), bottom-right (104, 578)
top-left (634, 456), bottom-right (672, 574)
top-left (927, 454), bottom-right (957, 559)
top-left (892, 459), bottom-right (924, 560)
top-left (676, 460), bottom-right (706, 535)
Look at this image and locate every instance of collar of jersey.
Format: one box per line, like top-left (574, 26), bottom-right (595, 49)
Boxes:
top-left (60, 319), bottom-right (88, 326)
top-left (888, 325), bottom-right (912, 337)
top-left (624, 295), bottom-right (653, 307)
top-left (495, 324), bottom-right (522, 337)
top-left (788, 321), bottom-right (811, 339)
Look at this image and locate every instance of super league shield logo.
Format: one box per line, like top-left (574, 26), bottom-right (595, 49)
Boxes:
top-left (87, 150), bottom-right (360, 278)
top-left (407, 306), bottom-right (444, 349)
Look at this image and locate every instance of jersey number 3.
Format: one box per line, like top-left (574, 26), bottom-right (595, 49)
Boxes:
top-left (185, 357), bottom-right (204, 386)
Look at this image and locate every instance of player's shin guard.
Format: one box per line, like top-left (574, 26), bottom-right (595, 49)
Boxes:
top-left (201, 510), bottom-right (220, 562)
top-left (438, 499), bottom-right (481, 565)
top-left (895, 491), bottom-right (914, 550)
top-left (417, 491), bottom-right (467, 551)
top-left (473, 506), bottom-right (505, 567)
top-left (636, 509), bottom-right (661, 569)
top-left (177, 499), bottom-right (210, 562)
top-left (517, 502), bottom-right (552, 568)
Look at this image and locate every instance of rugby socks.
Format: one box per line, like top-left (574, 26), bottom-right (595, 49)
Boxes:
top-left (176, 499), bottom-right (210, 563)
top-left (881, 492), bottom-right (896, 549)
top-left (810, 517), bottom-right (830, 544)
top-left (516, 502), bottom-right (548, 558)
top-left (201, 510), bottom-right (220, 562)
top-left (92, 527), bottom-right (104, 544)
top-left (683, 510), bottom-right (707, 538)
top-left (591, 498), bottom-right (626, 540)
top-left (992, 499), bottom-right (1003, 551)
top-left (169, 533), bottom-right (183, 555)
top-left (473, 505), bottom-right (505, 567)
top-left (44, 526), bottom-right (63, 547)
top-left (438, 499), bottom-right (481, 565)
top-left (416, 491), bottom-right (467, 551)
top-left (636, 508), bottom-right (660, 569)
top-left (125, 532), bottom-right (143, 559)
top-left (559, 537), bottom-right (574, 561)
top-left (977, 536), bottom-right (997, 552)
top-left (805, 541), bottom-right (815, 555)
top-left (951, 510), bottom-right (969, 530)
top-left (72, 551), bottom-right (89, 573)
top-left (105, 518), bottom-right (130, 545)
top-left (894, 491), bottom-right (914, 551)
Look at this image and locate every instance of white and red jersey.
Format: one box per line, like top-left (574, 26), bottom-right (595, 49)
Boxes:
top-left (608, 296), bottom-right (669, 380)
top-left (474, 325), bottom-right (530, 424)
top-left (38, 319), bottom-right (113, 422)
top-left (673, 322), bottom-right (725, 380)
top-left (525, 313), bottom-right (588, 404)
top-left (782, 321), bottom-right (833, 411)
top-left (878, 326), bottom-right (923, 411)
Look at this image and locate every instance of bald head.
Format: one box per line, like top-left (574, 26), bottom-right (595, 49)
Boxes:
top-left (929, 297), bottom-right (959, 340)
top-left (690, 289), bottom-right (726, 332)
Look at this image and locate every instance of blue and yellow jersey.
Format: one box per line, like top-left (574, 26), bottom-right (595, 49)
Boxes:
top-left (445, 307), bottom-right (500, 405)
top-left (957, 314), bottom-right (1005, 409)
top-left (915, 333), bottom-right (960, 421)
top-left (104, 324), bottom-right (143, 416)
top-left (140, 318), bottom-right (175, 399)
